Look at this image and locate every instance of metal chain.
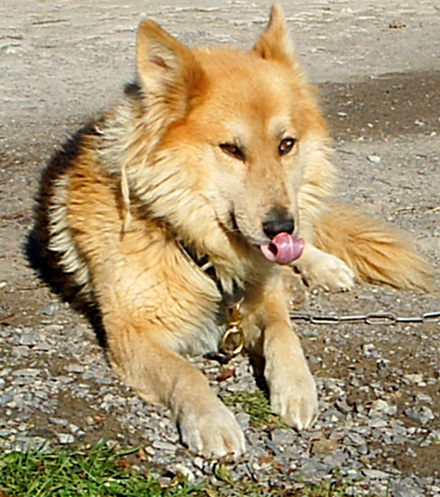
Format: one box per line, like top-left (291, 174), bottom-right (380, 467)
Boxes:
top-left (290, 310), bottom-right (440, 326)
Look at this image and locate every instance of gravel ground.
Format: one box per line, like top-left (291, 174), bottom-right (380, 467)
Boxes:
top-left (1, 1), bottom-right (439, 495)
top-left (1, 286), bottom-right (439, 496)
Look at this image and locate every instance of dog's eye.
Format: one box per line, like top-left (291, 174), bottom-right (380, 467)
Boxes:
top-left (220, 143), bottom-right (245, 161)
top-left (278, 137), bottom-right (296, 156)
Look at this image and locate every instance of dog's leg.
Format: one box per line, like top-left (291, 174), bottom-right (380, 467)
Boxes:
top-left (243, 271), bottom-right (318, 430)
top-left (294, 243), bottom-right (355, 292)
top-left (103, 315), bottom-right (245, 459)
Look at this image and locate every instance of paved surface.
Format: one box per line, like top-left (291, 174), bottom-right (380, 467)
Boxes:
top-left (1, 1), bottom-right (439, 495)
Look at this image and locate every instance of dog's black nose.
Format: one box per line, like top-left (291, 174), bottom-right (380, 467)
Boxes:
top-left (262, 210), bottom-right (295, 239)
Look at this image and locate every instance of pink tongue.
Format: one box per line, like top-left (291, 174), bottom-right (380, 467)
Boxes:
top-left (260, 232), bottom-right (305, 265)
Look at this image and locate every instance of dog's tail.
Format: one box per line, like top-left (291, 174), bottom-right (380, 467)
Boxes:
top-left (313, 203), bottom-right (434, 292)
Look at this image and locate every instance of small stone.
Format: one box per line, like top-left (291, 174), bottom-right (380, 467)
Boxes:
top-left (406, 447), bottom-right (417, 458)
top-left (347, 432), bottom-right (366, 446)
top-left (322, 450), bottom-right (348, 467)
top-left (34, 341), bottom-right (51, 351)
top-left (58, 433), bottom-right (75, 444)
top-left (362, 469), bottom-right (390, 480)
top-left (0, 428), bottom-right (16, 437)
top-left (265, 439), bottom-right (280, 454)
top-left (349, 376), bottom-right (361, 387)
top-left (142, 445), bottom-right (156, 457)
top-left (174, 464), bottom-right (195, 485)
top-left (362, 343), bottom-right (375, 357)
top-left (45, 324), bottom-right (64, 333)
top-left (19, 331), bottom-right (39, 346)
top-left (0, 393), bottom-right (14, 406)
top-left (271, 428), bottom-right (296, 446)
top-left (157, 475), bottom-right (172, 486)
top-left (15, 436), bottom-right (50, 452)
top-left (369, 418), bottom-right (388, 429)
top-left (14, 368), bottom-right (41, 377)
top-left (12, 346), bottom-right (30, 358)
top-left (310, 437), bottom-right (338, 456)
top-left (367, 154), bottom-right (381, 164)
top-left (345, 487), bottom-right (361, 496)
top-left (370, 399), bottom-right (389, 412)
top-left (54, 375), bottom-right (74, 385)
top-left (420, 430), bottom-right (440, 447)
top-left (354, 425), bottom-right (371, 436)
top-left (391, 479), bottom-right (423, 497)
top-left (49, 417), bottom-right (69, 427)
top-left (246, 431), bottom-right (261, 445)
top-left (404, 407), bottom-right (434, 425)
top-left (97, 376), bottom-right (113, 385)
top-left (42, 302), bottom-right (60, 316)
top-left (296, 460), bottom-right (333, 480)
top-left (151, 440), bottom-right (176, 451)
top-left (403, 373), bottom-right (424, 385)
top-left (415, 393), bottom-right (432, 404)
top-left (193, 456), bottom-right (205, 471)
top-left (64, 364), bottom-right (85, 374)
top-left (236, 411), bottom-right (250, 429)
top-left (335, 400), bottom-right (351, 414)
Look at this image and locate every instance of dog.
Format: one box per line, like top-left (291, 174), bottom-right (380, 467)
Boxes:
top-left (37, 4), bottom-right (432, 458)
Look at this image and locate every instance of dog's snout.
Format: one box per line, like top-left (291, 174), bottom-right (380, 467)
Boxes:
top-left (262, 210), bottom-right (295, 239)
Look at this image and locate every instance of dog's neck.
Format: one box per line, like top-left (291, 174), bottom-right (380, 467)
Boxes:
top-left (178, 241), bottom-right (245, 308)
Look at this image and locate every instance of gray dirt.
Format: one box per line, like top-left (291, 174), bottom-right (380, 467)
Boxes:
top-left (0, 1), bottom-right (439, 495)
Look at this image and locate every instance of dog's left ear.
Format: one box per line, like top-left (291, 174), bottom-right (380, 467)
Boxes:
top-left (253, 3), bottom-right (298, 66)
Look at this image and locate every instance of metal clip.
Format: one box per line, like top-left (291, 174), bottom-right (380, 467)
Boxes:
top-left (219, 303), bottom-right (245, 359)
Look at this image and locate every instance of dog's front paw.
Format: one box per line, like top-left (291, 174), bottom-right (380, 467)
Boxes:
top-left (270, 376), bottom-right (318, 430)
top-left (266, 354), bottom-right (318, 430)
top-left (178, 397), bottom-right (245, 459)
top-left (299, 251), bottom-right (355, 292)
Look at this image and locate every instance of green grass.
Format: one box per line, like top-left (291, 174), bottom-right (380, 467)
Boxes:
top-left (0, 439), bottom-right (379, 497)
top-left (221, 390), bottom-right (287, 429)
top-left (0, 443), bottom-right (202, 497)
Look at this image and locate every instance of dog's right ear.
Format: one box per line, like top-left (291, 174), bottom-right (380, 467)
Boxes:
top-left (136, 20), bottom-right (205, 117)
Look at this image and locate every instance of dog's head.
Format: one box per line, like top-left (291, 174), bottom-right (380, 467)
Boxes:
top-left (133, 4), bottom-right (332, 263)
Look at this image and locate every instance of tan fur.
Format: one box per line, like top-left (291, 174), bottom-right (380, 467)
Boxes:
top-left (38, 3), bottom-right (432, 458)
top-left (313, 204), bottom-right (433, 292)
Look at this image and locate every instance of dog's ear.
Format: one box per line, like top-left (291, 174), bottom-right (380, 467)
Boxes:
top-left (253, 3), bottom-right (299, 67)
top-left (136, 20), bottom-right (205, 116)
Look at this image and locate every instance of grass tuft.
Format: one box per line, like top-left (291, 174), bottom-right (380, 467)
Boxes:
top-left (221, 390), bottom-right (287, 429)
top-left (0, 442), bottom-right (202, 497)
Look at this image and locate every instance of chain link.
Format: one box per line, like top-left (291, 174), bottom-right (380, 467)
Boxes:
top-left (290, 310), bottom-right (440, 326)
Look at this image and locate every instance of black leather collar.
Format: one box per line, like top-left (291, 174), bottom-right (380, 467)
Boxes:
top-left (179, 243), bottom-right (244, 308)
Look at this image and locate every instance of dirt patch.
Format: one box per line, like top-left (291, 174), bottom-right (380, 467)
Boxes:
top-left (321, 70), bottom-right (440, 141)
